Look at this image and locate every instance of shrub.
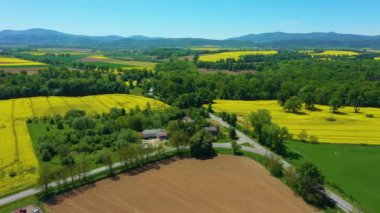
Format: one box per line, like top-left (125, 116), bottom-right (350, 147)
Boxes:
top-left (325, 116), bottom-right (336, 122)
top-left (309, 135), bottom-right (318, 144)
top-left (366, 114), bottom-right (374, 118)
top-left (231, 141), bottom-right (242, 155)
top-left (265, 155), bottom-right (284, 178)
top-left (298, 129), bottom-right (308, 142)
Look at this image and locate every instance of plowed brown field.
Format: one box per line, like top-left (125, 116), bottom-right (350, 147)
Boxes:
top-left (45, 155), bottom-right (315, 213)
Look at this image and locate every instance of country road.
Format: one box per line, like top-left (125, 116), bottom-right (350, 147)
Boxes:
top-left (209, 113), bottom-right (355, 213)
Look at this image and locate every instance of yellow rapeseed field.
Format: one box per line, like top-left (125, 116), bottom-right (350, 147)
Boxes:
top-left (212, 100), bottom-right (380, 144)
top-left (88, 55), bottom-right (109, 60)
top-left (0, 94), bottom-right (167, 196)
top-left (375, 57), bottom-right (380, 60)
top-left (311, 50), bottom-right (359, 57)
top-left (199, 50), bottom-right (278, 62)
top-left (0, 57), bottom-right (46, 67)
top-left (22, 51), bottom-right (85, 56)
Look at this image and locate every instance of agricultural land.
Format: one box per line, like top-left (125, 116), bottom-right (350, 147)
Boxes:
top-left (311, 50), bottom-right (360, 57)
top-left (286, 141), bottom-right (380, 212)
top-left (0, 94), bottom-right (166, 197)
top-left (212, 100), bottom-right (380, 144)
top-left (45, 155), bottom-right (315, 213)
top-left (199, 50), bottom-right (278, 62)
top-left (80, 55), bottom-right (157, 70)
top-left (0, 57), bottom-right (46, 67)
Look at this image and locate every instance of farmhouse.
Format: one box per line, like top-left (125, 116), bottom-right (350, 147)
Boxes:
top-left (142, 129), bottom-right (168, 140)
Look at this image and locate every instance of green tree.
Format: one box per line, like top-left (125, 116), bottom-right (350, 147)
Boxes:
top-left (170, 130), bottom-right (190, 154)
top-left (116, 129), bottom-right (141, 149)
top-left (77, 155), bottom-right (90, 181)
top-left (249, 109), bottom-right (272, 137)
top-left (231, 141), bottom-right (242, 155)
top-left (295, 163), bottom-right (327, 207)
top-left (228, 128), bottom-right (237, 140)
top-left (329, 95), bottom-right (343, 113)
top-left (277, 81), bottom-right (296, 106)
top-left (38, 164), bottom-right (53, 195)
top-left (299, 86), bottom-right (316, 110)
top-left (283, 96), bottom-right (303, 113)
top-left (190, 130), bottom-right (215, 158)
top-left (347, 87), bottom-right (364, 113)
top-left (259, 124), bottom-right (290, 155)
top-left (100, 151), bottom-right (114, 174)
top-left (265, 155), bottom-right (283, 177)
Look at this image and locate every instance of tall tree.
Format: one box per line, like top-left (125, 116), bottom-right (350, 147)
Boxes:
top-left (259, 124), bottom-right (290, 155)
top-left (295, 163), bottom-right (327, 207)
top-left (249, 109), bottom-right (272, 137)
top-left (283, 96), bottom-right (303, 113)
top-left (190, 130), bottom-right (215, 158)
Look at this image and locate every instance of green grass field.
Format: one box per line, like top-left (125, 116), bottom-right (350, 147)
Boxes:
top-left (286, 141), bottom-right (380, 212)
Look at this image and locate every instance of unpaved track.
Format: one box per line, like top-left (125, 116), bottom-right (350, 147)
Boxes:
top-left (45, 155), bottom-right (315, 213)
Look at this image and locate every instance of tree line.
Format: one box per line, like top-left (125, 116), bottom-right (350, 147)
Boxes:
top-left (149, 59), bottom-right (380, 110)
top-left (0, 67), bottom-right (128, 99)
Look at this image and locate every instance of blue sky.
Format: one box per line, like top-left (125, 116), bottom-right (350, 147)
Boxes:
top-left (1, 0), bottom-right (379, 39)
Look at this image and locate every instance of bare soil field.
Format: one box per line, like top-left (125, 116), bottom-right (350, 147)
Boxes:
top-left (45, 155), bottom-right (315, 213)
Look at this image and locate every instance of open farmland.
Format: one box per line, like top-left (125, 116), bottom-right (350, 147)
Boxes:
top-left (45, 155), bottom-right (314, 213)
top-left (81, 55), bottom-right (156, 70)
top-left (0, 94), bottom-right (166, 197)
top-left (311, 50), bottom-right (359, 57)
top-left (199, 50), bottom-right (278, 62)
top-left (212, 100), bottom-right (380, 144)
top-left (0, 57), bottom-right (46, 67)
top-left (286, 141), bottom-right (380, 212)
top-left (375, 57), bottom-right (380, 60)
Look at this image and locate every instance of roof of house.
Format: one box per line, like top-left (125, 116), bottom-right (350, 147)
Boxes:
top-left (204, 126), bottom-right (219, 132)
top-left (142, 129), bottom-right (164, 135)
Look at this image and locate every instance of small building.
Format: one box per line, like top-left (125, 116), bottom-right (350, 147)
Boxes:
top-left (142, 129), bottom-right (168, 140)
top-left (203, 126), bottom-right (219, 136)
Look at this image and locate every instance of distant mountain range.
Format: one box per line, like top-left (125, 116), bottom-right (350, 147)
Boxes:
top-left (1, 28), bottom-right (380, 49)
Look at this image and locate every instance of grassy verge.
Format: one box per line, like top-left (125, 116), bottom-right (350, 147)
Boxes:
top-left (0, 196), bottom-right (42, 213)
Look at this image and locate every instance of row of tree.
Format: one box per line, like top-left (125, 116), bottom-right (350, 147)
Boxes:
top-left (0, 67), bottom-right (128, 99)
top-left (149, 60), bottom-right (380, 109)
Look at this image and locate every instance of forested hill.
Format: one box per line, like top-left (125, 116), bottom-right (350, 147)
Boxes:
top-left (230, 32), bottom-right (380, 49)
top-left (1, 28), bottom-right (380, 49)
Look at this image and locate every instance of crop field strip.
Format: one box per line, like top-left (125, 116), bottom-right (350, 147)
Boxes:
top-left (311, 50), bottom-right (360, 57)
top-left (199, 50), bottom-right (278, 62)
top-left (212, 100), bottom-right (380, 144)
top-left (0, 57), bottom-right (47, 67)
top-left (0, 94), bottom-right (167, 196)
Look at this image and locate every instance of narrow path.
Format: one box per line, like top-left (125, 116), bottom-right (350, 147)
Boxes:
top-left (210, 113), bottom-right (355, 213)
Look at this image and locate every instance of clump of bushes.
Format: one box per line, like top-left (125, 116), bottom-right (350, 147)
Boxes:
top-left (366, 114), bottom-right (374, 118)
top-left (325, 116), bottom-right (336, 122)
top-left (265, 155), bottom-right (283, 178)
